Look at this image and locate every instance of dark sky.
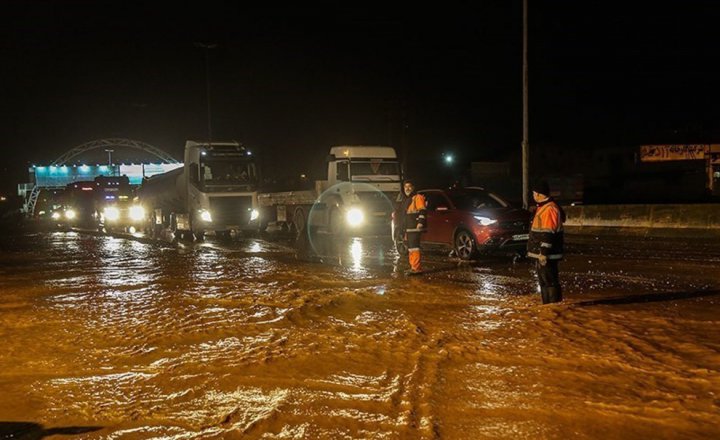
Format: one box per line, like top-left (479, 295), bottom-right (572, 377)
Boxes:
top-left (2, 1), bottom-right (720, 192)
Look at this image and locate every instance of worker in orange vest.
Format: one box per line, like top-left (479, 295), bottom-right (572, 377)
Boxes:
top-left (400, 179), bottom-right (427, 275)
top-left (527, 180), bottom-right (566, 304)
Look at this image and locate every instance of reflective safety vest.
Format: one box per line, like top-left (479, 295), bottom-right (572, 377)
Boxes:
top-left (527, 199), bottom-right (564, 260)
top-left (403, 193), bottom-right (427, 232)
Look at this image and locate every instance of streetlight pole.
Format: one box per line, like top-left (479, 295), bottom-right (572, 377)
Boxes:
top-left (522, 0), bottom-right (530, 209)
top-left (195, 42), bottom-right (218, 145)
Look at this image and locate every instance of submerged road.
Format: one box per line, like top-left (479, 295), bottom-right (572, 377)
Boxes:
top-left (0, 230), bottom-right (719, 439)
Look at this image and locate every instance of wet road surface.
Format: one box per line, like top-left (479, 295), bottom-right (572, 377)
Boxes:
top-left (0, 230), bottom-right (719, 439)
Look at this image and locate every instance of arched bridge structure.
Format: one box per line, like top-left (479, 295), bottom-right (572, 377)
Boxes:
top-left (50, 138), bottom-right (180, 166)
top-left (24, 138), bottom-right (181, 215)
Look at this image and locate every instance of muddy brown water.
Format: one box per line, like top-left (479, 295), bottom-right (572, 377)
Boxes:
top-left (0, 231), bottom-right (718, 439)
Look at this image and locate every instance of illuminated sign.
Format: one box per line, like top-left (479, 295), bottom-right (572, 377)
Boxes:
top-left (639, 145), bottom-right (707, 162)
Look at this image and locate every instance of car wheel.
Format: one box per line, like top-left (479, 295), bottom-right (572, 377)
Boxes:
top-left (454, 229), bottom-right (477, 260)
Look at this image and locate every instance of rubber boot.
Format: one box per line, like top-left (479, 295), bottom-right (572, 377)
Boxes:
top-left (407, 249), bottom-right (423, 274)
top-left (540, 286), bottom-right (550, 304)
top-left (546, 286), bottom-right (562, 304)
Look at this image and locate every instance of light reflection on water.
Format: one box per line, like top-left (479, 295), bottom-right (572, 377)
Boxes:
top-left (350, 238), bottom-right (363, 271)
top-left (4, 231), bottom-right (720, 439)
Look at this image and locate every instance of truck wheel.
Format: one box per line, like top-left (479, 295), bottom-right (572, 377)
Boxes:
top-left (215, 230), bottom-right (231, 241)
top-left (258, 218), bottom-right (269, 233)
top-left (292, 207), bottom-right (306, 236)
top-left (193, 230), bottom-right (205, 241)
top-left (454, 229), bottom-right (477, 260)
top-left (329, 207), bottom-right (345, 236)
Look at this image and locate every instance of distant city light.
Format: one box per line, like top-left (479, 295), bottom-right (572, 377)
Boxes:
top-left (444, 154), bottom-right (454, 164)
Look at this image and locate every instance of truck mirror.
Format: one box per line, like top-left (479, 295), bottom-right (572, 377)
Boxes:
top-left (189, 163), bottom-right (199, 184)
top-left (326, 154), bottom-right (336, 162)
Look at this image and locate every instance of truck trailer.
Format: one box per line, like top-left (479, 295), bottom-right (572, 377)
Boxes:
top-left (258, 146), bottom-right (402, 236)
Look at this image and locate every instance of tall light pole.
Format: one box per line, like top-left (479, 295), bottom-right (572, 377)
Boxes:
top-left (522, 0), bottom-right (530, 209)
top-left (195, 42), bottom-right (218, 145)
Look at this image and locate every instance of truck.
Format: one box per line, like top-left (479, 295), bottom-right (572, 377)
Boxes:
top-left (137, 140), bottom-right (260, 240)
top-left (258, 145), bottom-right (402, 236)
top-left (55, 175), bottom-right (145, 233)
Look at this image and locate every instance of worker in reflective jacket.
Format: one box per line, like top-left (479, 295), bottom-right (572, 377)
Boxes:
top-left (527, 180), bottom-right (566, 304)
top-left (401, 179), bottom-right (427, 274)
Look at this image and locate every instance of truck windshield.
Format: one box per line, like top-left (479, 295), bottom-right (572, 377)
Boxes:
top-left (200, 159), bottom-right (257, 187)
top-left (336, 160), bottom-right (400, 181)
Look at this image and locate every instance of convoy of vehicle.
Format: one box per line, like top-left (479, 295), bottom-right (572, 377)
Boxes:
top-left (392, 187), bottom-right (531, 260)
top-left (53, 175), bottom-right (145, 233)
top-left (48, 139), bottom-right (530, 261)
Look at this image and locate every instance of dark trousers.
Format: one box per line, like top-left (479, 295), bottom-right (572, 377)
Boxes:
top-left (535, 259), bottom-right (562, 304)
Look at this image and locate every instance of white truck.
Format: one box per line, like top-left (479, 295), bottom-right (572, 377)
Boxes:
top-left (258, 145), bottom-right (402, 235)
top-left (138, 140), bottom-right (260, 240)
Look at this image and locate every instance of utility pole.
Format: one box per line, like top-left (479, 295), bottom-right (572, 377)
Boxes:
top-left (522, 0), bottom-right (530, 209)
top-left (195, 42), bottom-right (218, 145)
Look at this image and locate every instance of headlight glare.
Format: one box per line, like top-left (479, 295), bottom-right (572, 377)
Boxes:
top-left (473, 215), bottom-right (497, 226)
top-left (64, 209), bottom-right (76, 220)
top-left (200, 210), bottom-right (212, 222)
top-left (250, 209), bottom-right (259, 221)
top-left (129, 205), bottom-right (145, 221)
top-left (51, 212), bottom-right (61, 220)
top-left (346, 208), bottom-right (365, 227)
top-left (104, 207), bottom-right (120, 221)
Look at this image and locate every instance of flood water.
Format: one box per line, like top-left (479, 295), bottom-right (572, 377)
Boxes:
top-left (0, 230), bottom-right (719, 439)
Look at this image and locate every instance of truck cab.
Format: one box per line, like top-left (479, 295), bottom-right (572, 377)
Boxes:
top-left (321, 146), bottom-right (402, 232)
top-left (140, 141), bottom-right (260, 240)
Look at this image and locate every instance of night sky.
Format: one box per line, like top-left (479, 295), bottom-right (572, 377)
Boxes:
top-left (2, 1), bottom-right (720, 194)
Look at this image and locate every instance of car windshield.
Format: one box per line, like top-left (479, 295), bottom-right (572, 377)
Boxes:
top-left (448, 189), bottom-right (508, 210)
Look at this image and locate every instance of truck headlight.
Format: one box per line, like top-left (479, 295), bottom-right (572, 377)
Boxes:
top-left (64, 209), bottom-right (76, 220)
top-left (51, 212), bottom-right (61, 220)
top-left (104, 207), bottom-right (120, 221)
top-left (346, 208), bottom-right (365, 227)
top-left (473, 215), bottom-right (497, 226)
top-left (200, 209), bottom-right (212, 222)
top-left (250, 209), bottom-right (259, 221)
top-left (129, 205), bottom-right (145, 221)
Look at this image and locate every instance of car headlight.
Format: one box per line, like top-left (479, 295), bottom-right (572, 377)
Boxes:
top-left (129, 205), bottom-right (145, 221)
top-left (346, 208), bottom-right (365, 227)
top-left (200, 209), bottom-right (212, 222)
top-left (104, 207), bottom-right (120, 221)
top-left (473, 215), bottom-right (497, 226)
top-left (64, 209), bottom-right (76, 220)
top-left (250, 209), bottom-right (259, 221)
top-left (51, 212), bottom-right (61, 220)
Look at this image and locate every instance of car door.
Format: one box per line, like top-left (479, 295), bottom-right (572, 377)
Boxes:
top-left (420, 190), bottom-right (454, 244)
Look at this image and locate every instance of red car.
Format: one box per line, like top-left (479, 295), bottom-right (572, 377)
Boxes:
top-left (393, 187), bottom-right (531, 260)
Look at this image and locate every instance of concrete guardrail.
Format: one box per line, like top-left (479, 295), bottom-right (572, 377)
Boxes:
top-left (563, 204), bottom-right (720, 236)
